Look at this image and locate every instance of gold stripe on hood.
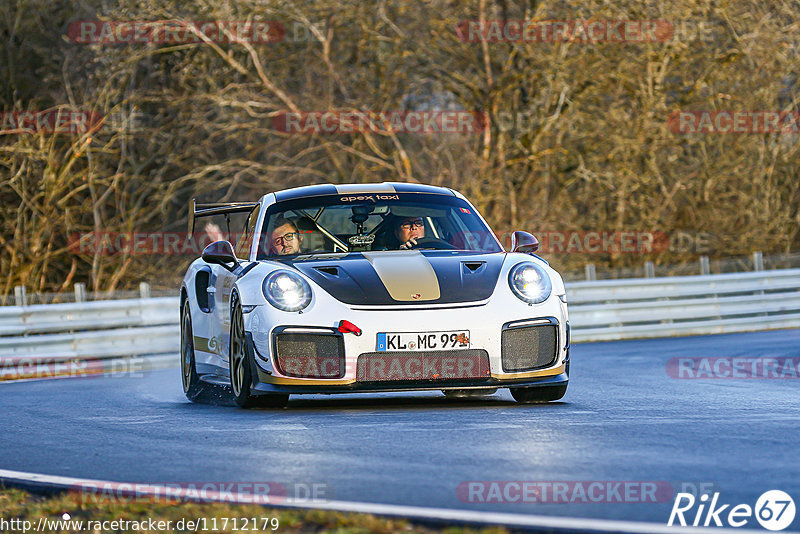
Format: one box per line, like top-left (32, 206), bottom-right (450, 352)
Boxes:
top-left (362, 251), bottom-right (440, 301)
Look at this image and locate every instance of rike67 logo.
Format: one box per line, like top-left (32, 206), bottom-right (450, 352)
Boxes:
top-left (668, 490), bottom-right (796, 531)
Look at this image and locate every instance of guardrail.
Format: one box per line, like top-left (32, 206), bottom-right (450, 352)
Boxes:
top-left (0, 298), bottom-right (179, 375)
top-left (1, 269), bottom-right (798, 374)
top-left (567, 269), bottom-right (800, 341)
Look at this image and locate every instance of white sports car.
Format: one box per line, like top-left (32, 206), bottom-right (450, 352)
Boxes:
top-left (180, 182), bottom-right (570, 408)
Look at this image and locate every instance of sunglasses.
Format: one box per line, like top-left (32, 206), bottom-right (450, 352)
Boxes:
top-left (398, 219), bottom-right (424, 230)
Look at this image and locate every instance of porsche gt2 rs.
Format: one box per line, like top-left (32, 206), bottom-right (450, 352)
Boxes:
top-left (180, 182), bottom-right (570, 408)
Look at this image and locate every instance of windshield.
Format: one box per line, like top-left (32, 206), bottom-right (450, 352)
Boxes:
top-left (256, 192), bottom-right (502, 259)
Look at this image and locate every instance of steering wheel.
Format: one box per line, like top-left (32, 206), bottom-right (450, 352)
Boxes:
top-left (409, 237), bottom-right (457, 250)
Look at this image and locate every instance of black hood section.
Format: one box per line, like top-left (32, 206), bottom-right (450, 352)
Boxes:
top-left (285, 251), bottom-right (506, 306)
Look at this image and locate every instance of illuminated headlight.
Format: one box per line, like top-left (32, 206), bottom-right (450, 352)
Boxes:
top-left (508, 262), bottom-right (552, 304)
top-left (262, 270), bottom-right (312, 312)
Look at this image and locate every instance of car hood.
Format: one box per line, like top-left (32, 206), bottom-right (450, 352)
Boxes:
top-left (282, 251), bottom-right (506, 306)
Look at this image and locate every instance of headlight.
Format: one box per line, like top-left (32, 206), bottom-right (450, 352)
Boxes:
top-left (508, 262), bottom-right (551, 304)
top-left (262, 270), bottom-right (312, 312)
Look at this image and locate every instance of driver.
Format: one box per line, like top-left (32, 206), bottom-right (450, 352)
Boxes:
top-left (269, 216), bottom-right (303, 255)
top-left (394, 216), bottom-right (425, 250)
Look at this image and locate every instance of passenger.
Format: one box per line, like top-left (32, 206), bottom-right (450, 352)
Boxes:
top-left (270, 216), bottom-right (303, 255)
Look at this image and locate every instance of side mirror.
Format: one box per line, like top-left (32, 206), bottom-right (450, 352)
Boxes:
top-left (202, 240), bottom-right (238, 270)
top-left (511, 231), bottom-right (539, 253)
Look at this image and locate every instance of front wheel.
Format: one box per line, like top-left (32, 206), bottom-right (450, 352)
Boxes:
top-left (510, 384), bottom-right (567, 404)
top-left (229, 293), bottom-right (289, 409)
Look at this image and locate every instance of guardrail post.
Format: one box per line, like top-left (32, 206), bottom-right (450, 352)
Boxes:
top-left (753, 251), bottom-right (763, 271)
top-left (752, 252), bottom-right (765, 300)
top-left (699, 256), bottom-right (710, 275)
top-left (584, 264), bottom-right (596, 281)
top-left (139, 282), bottom-right (151, 299)
top-left (645, 261), bottom-right (655, 278)
top-left (74, 283), bottom-right (86, 303)
top-left (14, 286), bottom-right (26, 307)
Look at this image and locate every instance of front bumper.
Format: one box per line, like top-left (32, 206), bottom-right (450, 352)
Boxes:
top-left (243, 294), bottom-right (570, 395)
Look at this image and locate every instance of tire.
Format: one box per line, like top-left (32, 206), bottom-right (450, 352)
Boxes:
top-left (510, 384), bottom-right (568, 404)
top-left (442, 388), bottom-right (498, 398)
top-left (229, 293), bottom-right (289, 409)
top-left (181, 300), bottom-right (214, 402)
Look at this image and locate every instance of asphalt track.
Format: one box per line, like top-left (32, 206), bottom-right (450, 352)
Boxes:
top-left (2, 329), bottom-right (799, 530)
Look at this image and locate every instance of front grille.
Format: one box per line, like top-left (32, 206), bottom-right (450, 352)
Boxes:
top-left (356, 349), bottom-right (490, 382)
top-left (501, 325), bottom-right (558, 372)
top-left (274, 333), bottom-right (344, 378)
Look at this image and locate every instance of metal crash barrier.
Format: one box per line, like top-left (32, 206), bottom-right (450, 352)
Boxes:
top-left (1, 269), bottom-right (798, 376)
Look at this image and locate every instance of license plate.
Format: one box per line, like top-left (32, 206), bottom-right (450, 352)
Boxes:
top-left (376, 330), bottom-right (470, 352)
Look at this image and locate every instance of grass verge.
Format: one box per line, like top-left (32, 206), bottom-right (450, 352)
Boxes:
top-left (0, 487), bottom-right (511, 533)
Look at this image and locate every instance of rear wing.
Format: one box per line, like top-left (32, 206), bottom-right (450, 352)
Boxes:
top-left (188, 198), bottom-right (259, 235)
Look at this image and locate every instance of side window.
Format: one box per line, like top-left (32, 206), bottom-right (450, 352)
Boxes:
top-left (235, 204), bottom-right (261, 259)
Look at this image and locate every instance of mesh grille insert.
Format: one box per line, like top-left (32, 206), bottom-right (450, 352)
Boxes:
top-left (356, 349), bottom-right (490, 382)
top-left (274, 333), bottom-right (344, 378)
top-left (501, 325), bottom-right (558, 372)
